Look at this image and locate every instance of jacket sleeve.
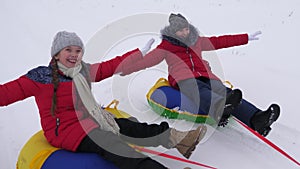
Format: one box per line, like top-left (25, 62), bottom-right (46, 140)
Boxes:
top-left (90, 48), bottom-right (143, 82)
top-left (200, 33), bottom-right (249, 51)
top-left (0, 76), bottom-right (38, 106)
top-left (120, 45), bottom-right (166, 76)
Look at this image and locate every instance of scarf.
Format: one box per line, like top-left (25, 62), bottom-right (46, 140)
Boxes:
top-left (57, 61), bottom-right (120, 135)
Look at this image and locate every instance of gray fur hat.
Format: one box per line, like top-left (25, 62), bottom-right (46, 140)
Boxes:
top-left (168, 13), bottom-right (189, 33)
top-left (51, 31), bottom-right (84, 57)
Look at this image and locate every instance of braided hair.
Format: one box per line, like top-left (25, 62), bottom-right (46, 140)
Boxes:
top-left (50, 57), bottom-right (59, 116)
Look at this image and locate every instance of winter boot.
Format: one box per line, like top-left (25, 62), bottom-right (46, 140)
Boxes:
top-left (218, 89), bottom-right (243, 127)
top-left (250, 104), bottom-right (280, 137)
top-left (169, 125), bottom-right (207, 159)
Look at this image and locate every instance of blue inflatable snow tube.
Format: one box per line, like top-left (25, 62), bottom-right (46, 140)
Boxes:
top-left (146, 78), bottom-right (215, 124)
top-left (150, 86), bottom-right (204, 115)
top-left (42, 149), bottom-right (118, 169)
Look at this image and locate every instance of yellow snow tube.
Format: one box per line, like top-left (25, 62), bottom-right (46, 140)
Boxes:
top-left (16, 130), bottom-right (59, 169)
top-left (105, 99), bottom-right (131, 118)
top-left (16, 100), bottom-right (131, 169)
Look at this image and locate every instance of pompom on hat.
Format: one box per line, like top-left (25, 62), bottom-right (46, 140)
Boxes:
top-left (51, 31), bottom-right (84, 57)
top-left (168, 13), bottom-right (189, 33)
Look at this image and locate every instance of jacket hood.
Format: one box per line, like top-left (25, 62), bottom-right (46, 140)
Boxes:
top-left (160, 23), bottom-right (199, 47)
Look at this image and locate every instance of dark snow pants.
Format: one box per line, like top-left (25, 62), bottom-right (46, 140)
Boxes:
top-left (177, 77), bottom-right (260, 126)
top-left (77, 118), bottom-right (170, 169)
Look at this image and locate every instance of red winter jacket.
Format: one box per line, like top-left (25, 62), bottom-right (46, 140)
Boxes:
top-left (0, 49), bottom-right (142, 151)
top-left (122, 34), bottom-right (248, 87)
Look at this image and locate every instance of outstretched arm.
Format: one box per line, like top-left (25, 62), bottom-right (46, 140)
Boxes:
top-left (200, 33), bottom-right (249, 51)
top-left (90, 48), bottom-right (143, 82)
top-left (200, 31), bottom-right (262, 51)
top-left (90, 38), bottom-right (162, 81)
top-left (0, 76), bottom-right (37, 106)
top-left (120, 42), bottom-right (166, 76)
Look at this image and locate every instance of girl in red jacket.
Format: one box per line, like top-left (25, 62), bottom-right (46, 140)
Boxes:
top-left (0, 31), bottom-right (207, 169)
top-left (121, 13), bottom-right (280, 137)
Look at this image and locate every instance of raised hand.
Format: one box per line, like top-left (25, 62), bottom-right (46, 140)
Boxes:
top-left (248, 31), bottom-right (262, 41)
top-left (140, 38), bottom-right (155, 56)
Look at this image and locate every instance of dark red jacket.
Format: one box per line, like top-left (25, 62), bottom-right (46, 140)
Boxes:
top-left (122, 34), bottom-right (248, 87)
top-left (0, 49), bottom-right (142, 151)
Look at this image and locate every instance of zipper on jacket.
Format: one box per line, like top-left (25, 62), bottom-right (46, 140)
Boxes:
top-left (55, 117), bottom-right (60, 136)
top-left (186, 48), bottom-right (195, 71)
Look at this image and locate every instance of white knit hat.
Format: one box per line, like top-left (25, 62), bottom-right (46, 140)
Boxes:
top-left (51, 31), bottom-right (84, 57)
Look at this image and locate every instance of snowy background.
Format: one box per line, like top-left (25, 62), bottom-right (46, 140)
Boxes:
top-left (1, 0), bottom-right (300, 169)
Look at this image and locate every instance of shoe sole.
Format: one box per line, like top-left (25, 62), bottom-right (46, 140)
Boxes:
top-left (267, 104), bottom-right (280, 126)
top-left (260, 126), bottom-right (272, 137)
top-left (258, 104), bottom-right (280, 137)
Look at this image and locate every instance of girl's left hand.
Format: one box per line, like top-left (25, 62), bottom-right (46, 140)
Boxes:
top-left (248, 31), bottom-right (262, 41)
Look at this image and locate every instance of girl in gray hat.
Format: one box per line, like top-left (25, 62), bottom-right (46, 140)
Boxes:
top-left (0, 30), bottom-right (206, 169)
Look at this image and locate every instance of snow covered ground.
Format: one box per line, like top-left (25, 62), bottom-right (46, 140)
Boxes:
top-left (1, 0), bottom-right (300, 168)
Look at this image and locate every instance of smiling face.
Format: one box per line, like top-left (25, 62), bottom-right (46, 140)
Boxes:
top-left (54, 46), bottom-right (83, 68)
